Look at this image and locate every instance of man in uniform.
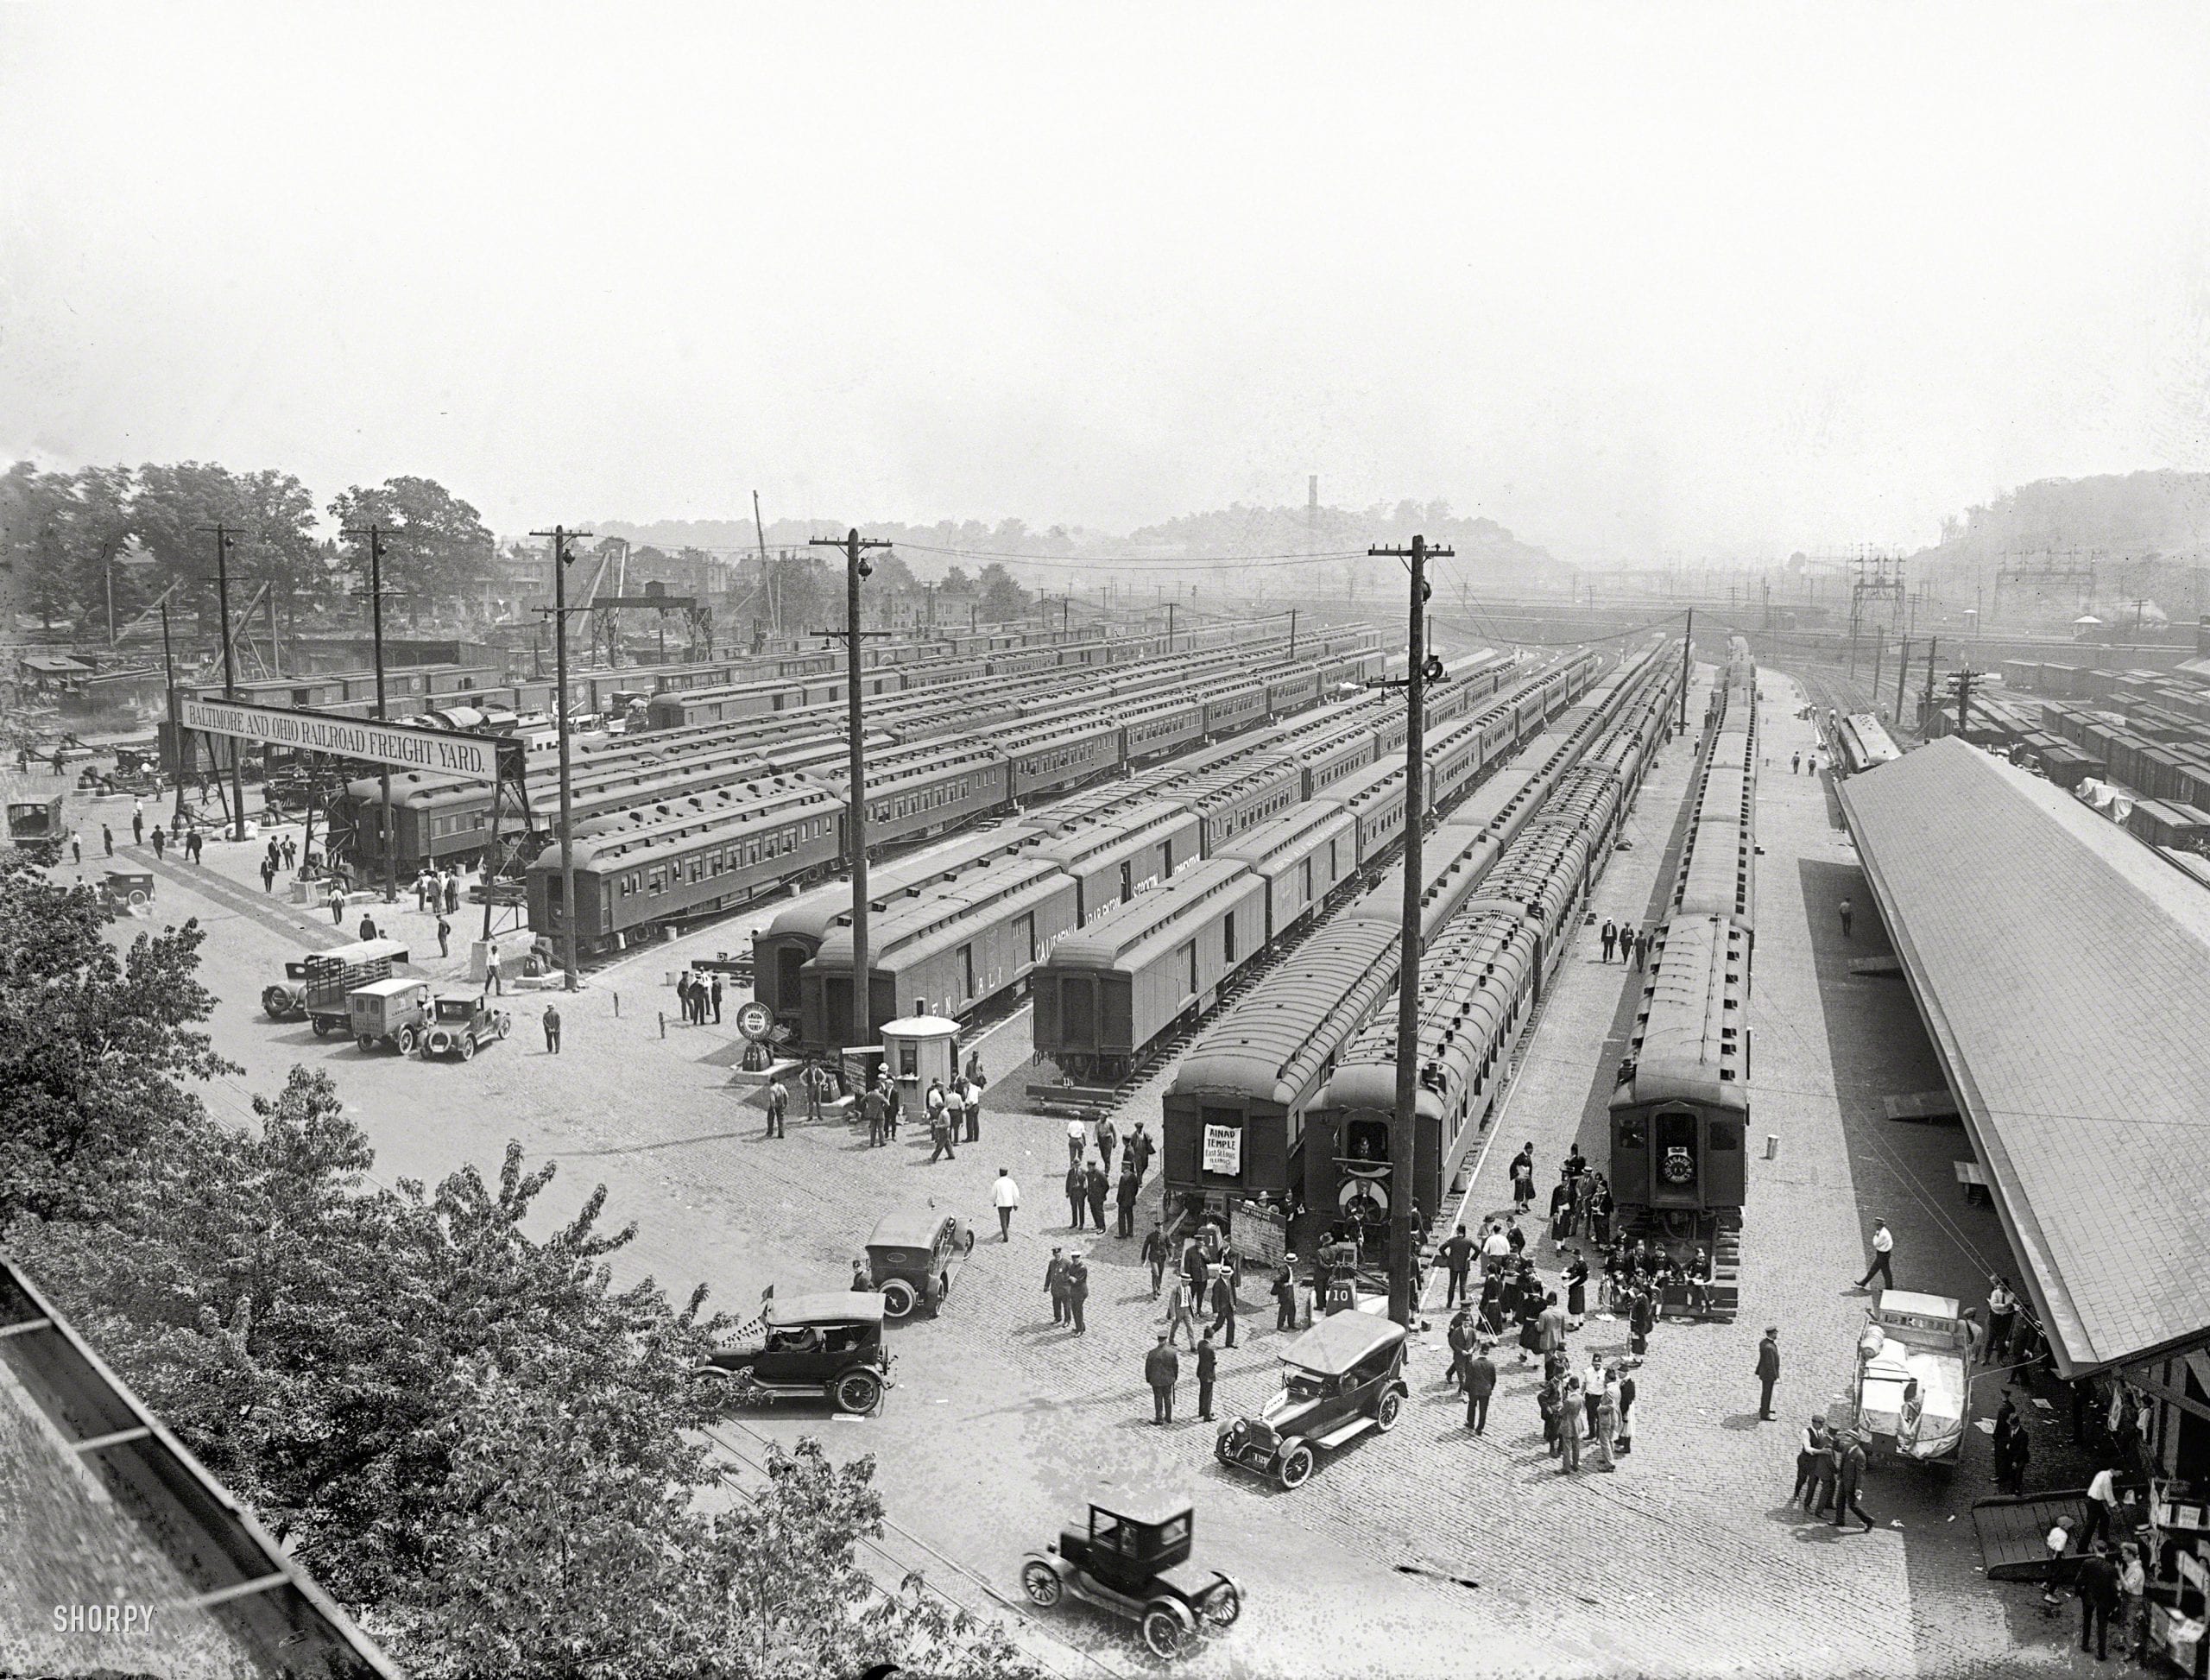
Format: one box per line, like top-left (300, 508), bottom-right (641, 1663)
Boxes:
top-left (1195, 1329), bottom-right (1217, 1421)
top-left (1146, 1332), bottom-right (1179, 1425)
top-left (1141, 1218), bottom-right (1171, 1298)
top-left (1064, 1251), bottom-right (1089, 1336)
top-left (542, 1005), bottom-right (561, 1055)
top-left (1045, 1247), bottom-right (1070, 1325)
top-left (1064, 1159), bottom-right (1088, 1228)
top-left (1440, 1222), bottom-right (1475, 1309)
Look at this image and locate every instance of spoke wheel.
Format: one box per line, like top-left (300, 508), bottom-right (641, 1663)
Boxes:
top-left (1276, 1443), bottom-right (1315, 1489)
top-left (1021, 1562), bottom-right (1062, 1607)
top-left (1376, 1389), bottom-right (1403, 1433)
top-left (1203, 1582), bottom-right (1242, 1628)
top-left (833, 1369), bottom-right (882, 1414)
top-left (1140, 1605), bottom-right (1189, 1660)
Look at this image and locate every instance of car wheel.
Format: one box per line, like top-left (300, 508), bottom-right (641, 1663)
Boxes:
top-left (880, 1279), bottom-right (919, 1319)
top-left (1276, 1441), bottom-right (1315, 1489)
top-left (1140, 1602), bottom-right (1190, 1659)
top-left (1215, 1430), bottom-right (1237, 1465)
top-left (495, 1013), bottom-right (510, 1039)
top-left (1203, 1581), bottom-right (1242, 1628)
top-left (357, 1033), bottom-right (376, 1052)
top-left (1020, 1561), bottom-right (1062, 1608)
top-left (833, 1369), bottom-right (882, 1414)
top-left (262, 987), bottom-right (293, 1020)
top-left (1376, 1388), bottom-right (1404, 1433)
top-left (311, 1017), bottom-right (331, 1038)
top-left (396, 1025), bottom-right (418, 1055)
top-left (458, 1035), bottom-right (477, 1062)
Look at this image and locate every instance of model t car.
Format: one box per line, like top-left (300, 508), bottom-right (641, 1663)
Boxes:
top-left (861, 1209), bottom-right (976, 1318)
top-left (420, 992), bottom-right (511, 1060)
top-left (1021, 1495), bottom-right (1241, 1659)
top-left (693, 1292), bottom-right (892, 1415)
top-left (348, 976), bottom-right (432, 1053)
top-left (1215, 1311), bottom-right (1409, 1488)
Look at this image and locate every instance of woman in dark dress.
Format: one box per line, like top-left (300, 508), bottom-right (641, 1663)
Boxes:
top-left (1589, 1177), bottom-right (1613, 1246)
top-left (1549, 1178), bottom-right (1575, 1244)
top-left (1563, 1253), bottom-right (1589, 1326)
top-left (1478, 1269), bottom-right (1505, 1338)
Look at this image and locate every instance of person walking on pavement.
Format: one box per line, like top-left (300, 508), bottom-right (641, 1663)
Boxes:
top-left (414, 873), bottom-right (430, 912)
top-left (261, 856), bottom-right (275, 892)
top-left (1445, 1309), bottom-right (1475, 1393)
top-left (1511, 1144), bottom-right (1536, 1215)
top-left (1163, 1271), bottom-right (1198, 1349)
top-left (1126, 1121), bottom-right (1153, 1182)
top-left (710, 975), bottom-right (723, 1024)
top-left (1440, 1222), bottom-right (1474, 1308)
top-left (1986, 1276), bottom-right (2018, 1365)
top-left (542, 1005), bottom-right (561, 1055)
top-left (443, 872), bottom-right (459, 915)
top-left (436, 914), bottom-right (451, 958)
top-left (1838, 896), bottom-right (1854, 938)
top-left (1096, 1114), bottom-right (1117, 1176)
top-left (1600, 918), bottom-right (1618, 963)
top-left (863, 1084), bottom-right (889, 1148)
top-left (1791, 751), bottom-right (1802, 775)
top-left (330, 887), bottom-right (346, 925)
top-left (927, 1101), bottom-right (955, 1162)
top-left (1114, 1163), bottom-right (1138, 1237)
top-left (149, 826), bottom-right (164, 861)
top-left (130, 805), bottom-right (144, 846)
top-left (1064, 1160), bottom-right (1088, 1229)
top-left (993, 1169), bottom-right (1020, 1240)
top-left (1465, 1342), bottom-right (1499, 1433)
top-left (1615, 1367), bottom-right (1638, 1456)
top-left (1757, 1327), bottom-right (1782, 1420)
top-left (1833, 1433), bottom-right (1876, 1531)
top-left (1791, 1417), bottom-right (1830, 1506)
top-left (1636, 928), bottom-right (1651, 969)
top-left (1855, 1220), bottom-right (1895, 1293)
top-left (1209, 1265), bottom-right (1238, 1349)
top-left (944, 1077), bottom-right (968, 1145)
top-left (483, 939), bottom-right (502, 996)
top-left (1146, 1333), bottom-right (1180, 1425)
top-left (1195, 1330), bottom-right (1217, 1421)
top-left (101, 823), bottom-right (114, 857)
top-left (1558, 1377), bottom-right (1585, 1474)
top-left (359, 913), bottom-right (378, 942)
top-left (1065, 1115), bottom-right (1086, 1165)
top-left (1084, 1159), bottom-right (1108, 1231)
top-left (1142, 1219), bottom-right (1171, 1297)
top-left (1538, 1292), bottom-right (1568, 1361)
top-left (1274, 1264), bottom-right (1301, 1333)
top-left (1591, 1374), bottom-right (1620, 1471)
top-left (766, 1077), bottom-right (788, 1140)
top-left (1045, 1249), bottom-right (1070, 1326)
top-left (2076, 1542), bottom-right (2120, 1659)
top-left (1064, 1252), bottom-right (1089, 1336)
top-left (187, 828), bottom-right (203, 864)
top-left (2082, 1462), bottom-right (2124, 1551)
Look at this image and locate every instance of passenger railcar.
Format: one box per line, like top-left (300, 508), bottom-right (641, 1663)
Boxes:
top-left (1835, 712), bottom-right (1903, 777)
top-left (999, 711), bottom-right (1124, 802)
top-left (1607, 915), bottom-right (1751, 1221)
top-left (801, 854), bottom-right (1079, 1044)
top-left (1214, 801), bottom-right (1359, 944)
top-left (1176, 755), bottom-right (1304, 857)
top-left (1031, 859), bottom-right (1267, 1082)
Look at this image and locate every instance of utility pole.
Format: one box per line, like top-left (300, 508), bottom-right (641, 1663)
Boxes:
top-left (1368, 534), bottom-right (1452, 1327)
top-left (1166, 600), bottom-right (1177, 644)
top-left (531, 526), bottom-right (591, 992)
top-left (1870, 627), bottom-right (1884, 705)
top-left (200, 523), bottom-right (247, 841)
top-left (1289, 606), bottom-right (1298, 662)
top-left (161, 602), bottom-right (186, 824)
top-left (1956, 664), bottom-right (1976, 742)
top-left (1679, 608), bottom-right (1694, 733)
top-left (342, 523), bottom-right (398, 903)
top-left (810, 528), bottom-right (892, 1056)
top-left (1922, 636), bottom-right (1940, 725)
top-left (1894, 638), bottom-right (1910, 727)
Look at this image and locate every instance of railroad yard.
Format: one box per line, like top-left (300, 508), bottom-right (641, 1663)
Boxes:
top-left (22, 616), bottom-right (2163, 1680)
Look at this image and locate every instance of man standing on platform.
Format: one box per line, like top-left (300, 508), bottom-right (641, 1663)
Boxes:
top-left (1440, 1223), bottom-right (1474, 1309)
top-left (1756, 1327), bottom-right (1782, 1420)
top-left (1854, 1220), bottom-right (1895, 1293)
top-left (1146, 1333), bottom-right (1179, 1426)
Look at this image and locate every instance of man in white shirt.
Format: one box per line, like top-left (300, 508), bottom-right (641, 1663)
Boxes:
top-left (2084, 1463), bottom-right (2123, 1550)
top-left (1480, 1222), bottom-right (1512, 1275)
top-left (1854, 1220), bottom-right (1895, 1293)
top-left (992, 1170), bottom-right (1020, 1241)
top-left (1065, 1115), bottom-right (1087, 1165)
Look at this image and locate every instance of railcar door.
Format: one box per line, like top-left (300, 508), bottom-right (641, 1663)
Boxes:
top-left (1649, 1104), bottom-right (1702, 1210)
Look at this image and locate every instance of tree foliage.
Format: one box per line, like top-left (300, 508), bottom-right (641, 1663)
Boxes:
top-left (0, 855), bottom-right (1039, 1679)
top-left (327, 476), bottom-right (498, 612)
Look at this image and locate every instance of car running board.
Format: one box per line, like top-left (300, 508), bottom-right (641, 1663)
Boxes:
top-left (1312, 1416), bottom-right (1376, 1450)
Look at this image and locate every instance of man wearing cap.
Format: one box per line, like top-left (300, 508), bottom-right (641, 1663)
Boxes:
top-left (1855, 1220), bottom-right (1895, 1294)
top-left (1756, 1326), bottom-right (1782, 1420)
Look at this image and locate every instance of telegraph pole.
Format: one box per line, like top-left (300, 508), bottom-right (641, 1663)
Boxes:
top-left (531, 526), bottom-right (590, 991)
top-left (1369, 534), bottom-right (1452, 1327)
top-left (342, 523), bottom-right (398, 903)
top-left (200, 523), bottom-right (247, 841)
top-left (1893, 638), bottom-right (1910, 726)
top-left (161, 602), bottom-right (186, 824)
top-left (1679, 608), bottom-right (1694, 733)
top-left (810, 528), bottom-right (892, 1056)
top-left (1921, 637), bottom-right (1940, 729)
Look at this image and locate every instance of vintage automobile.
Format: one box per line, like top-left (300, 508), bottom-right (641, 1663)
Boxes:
top-left (420, 992), bottom-right (511, 1060)
top-left (1215, 1310), bottom-right (1408, 1488)
top-left (1020, 1495), bottom-right (1241, 1660)
top-left (694, 1292), bottom-right (892, 1414)
top-left (1832, 1289), bottom-right (1968, 1466)
top-left (861, 1209), bottom-right (976, 1318)
top-left (99, 868), bottom-right (155, 916)
top-left (348, 976), bottom-right (433, 1053)
top-left (262, 938), bottom-right (411, 1028)
top-left (5, 795), bottom-right (67, 862)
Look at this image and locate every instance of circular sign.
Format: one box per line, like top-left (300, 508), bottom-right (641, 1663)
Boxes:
top-left (735, 1001), bottom-right (773, 1043)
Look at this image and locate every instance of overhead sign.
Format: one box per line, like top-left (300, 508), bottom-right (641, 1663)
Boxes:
top-left (1202, 1122), bottom-right (1243, 1176)
top-left (179, 698), bottom-right (505, 783)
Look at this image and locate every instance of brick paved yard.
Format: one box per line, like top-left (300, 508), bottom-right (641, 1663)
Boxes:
top-left (72, 670), bottom-right (2122, 1678)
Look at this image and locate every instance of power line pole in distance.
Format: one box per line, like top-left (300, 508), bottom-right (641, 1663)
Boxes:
top-left (342, 523), bottom-right (399, 902)
top-left (531, 526), bottom-right (590, 991)
top-left (809, 528), bottom-right (892, 1059)
top-left (199, 523), bottom-right (247, 841)
top-left (1368, 533), bottom-right (1452, 1327)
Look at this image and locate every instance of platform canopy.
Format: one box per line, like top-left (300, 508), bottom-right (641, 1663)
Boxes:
top-left (1841, 738), bottom-right (2210, 1377)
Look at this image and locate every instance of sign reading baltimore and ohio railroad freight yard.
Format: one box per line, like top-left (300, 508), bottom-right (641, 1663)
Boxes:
top-left (180, 698), bottom-right (505, 783)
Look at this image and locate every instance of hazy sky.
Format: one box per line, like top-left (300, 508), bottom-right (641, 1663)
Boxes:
top-left (5, 3), bottom-right (2209, 563)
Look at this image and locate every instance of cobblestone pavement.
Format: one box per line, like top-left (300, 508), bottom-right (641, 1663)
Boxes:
top-left (59, 688), bottom-right (2126, 1678)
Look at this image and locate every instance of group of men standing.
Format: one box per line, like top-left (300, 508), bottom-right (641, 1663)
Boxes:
top-left (676, 969), bottom-right (723, 1026)
top-left (1061, 1114), bottom-right (1155, 1235)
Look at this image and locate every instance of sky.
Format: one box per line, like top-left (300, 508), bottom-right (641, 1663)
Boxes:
top-left (4, 3), bottom-right (2209, 565)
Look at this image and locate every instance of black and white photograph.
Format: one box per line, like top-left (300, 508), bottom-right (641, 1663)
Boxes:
top-left (3, 6), bottom-right (2209, 1678)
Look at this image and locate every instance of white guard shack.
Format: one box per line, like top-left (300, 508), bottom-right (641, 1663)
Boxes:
top-left (882, 1014), bottom-right (960, 1110)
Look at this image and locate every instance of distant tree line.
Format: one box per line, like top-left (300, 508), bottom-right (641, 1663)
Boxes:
top-left (0, 460), bottom-right (495, 638)
top-left (0, 856), bottom-right (1036, 1680)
